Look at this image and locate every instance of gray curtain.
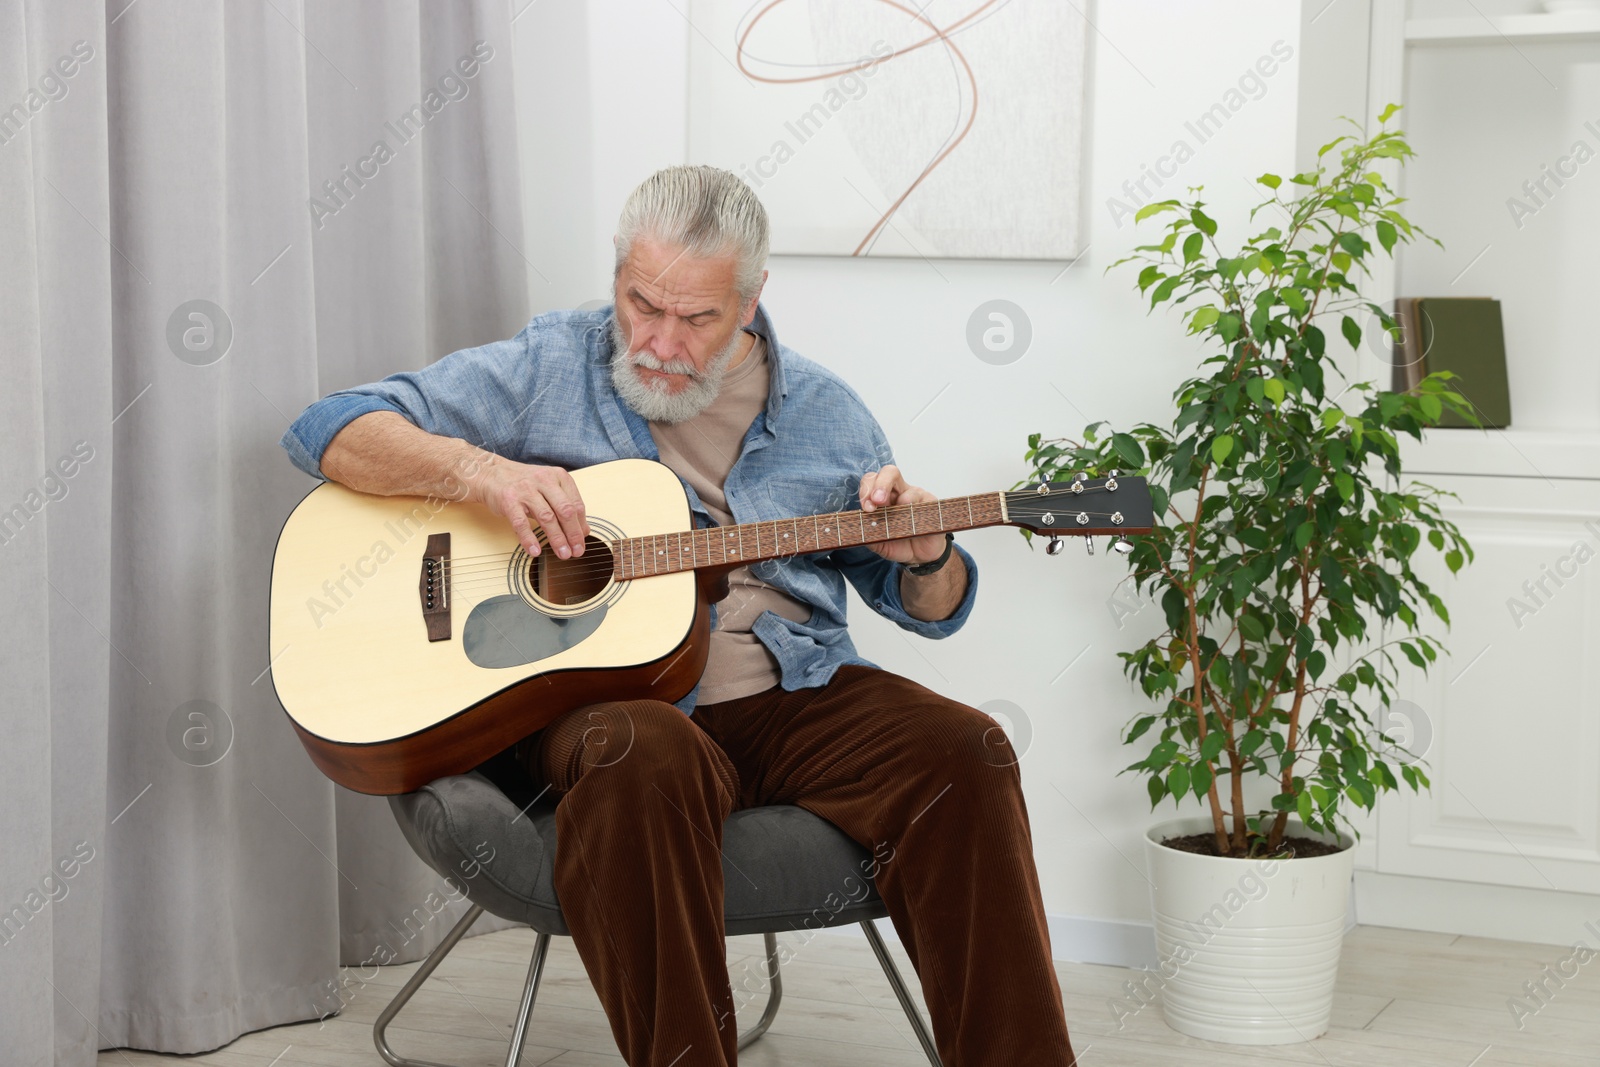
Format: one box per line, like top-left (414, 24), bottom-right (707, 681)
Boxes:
top-left (1, 1), bottom-right (529, 1059)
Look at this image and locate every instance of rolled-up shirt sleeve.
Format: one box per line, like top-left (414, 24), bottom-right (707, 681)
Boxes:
top-left (820, 401), bottom-right (979, 638)
top-left (279, 328), bottom-right (538, 480)
top-left (829, 541), bottom-right (978, 638)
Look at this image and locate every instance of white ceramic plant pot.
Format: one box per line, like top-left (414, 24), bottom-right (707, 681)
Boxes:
top-left (1144, 815), bottom-right (1354, 1045)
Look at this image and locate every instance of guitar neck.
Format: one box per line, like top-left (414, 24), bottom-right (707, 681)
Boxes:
top-left (613, 492), bottom-right (1006, 580)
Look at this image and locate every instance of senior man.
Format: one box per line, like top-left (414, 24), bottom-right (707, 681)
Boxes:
top-left (280, 165), bottom-right (1076, 1066)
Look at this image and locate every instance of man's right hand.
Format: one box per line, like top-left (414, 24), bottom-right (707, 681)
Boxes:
top-left (471, 459), bottom-right (590, 559)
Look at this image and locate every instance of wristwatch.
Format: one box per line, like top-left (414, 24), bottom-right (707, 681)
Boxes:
top-left (905, 532), bottom-right (955, 576)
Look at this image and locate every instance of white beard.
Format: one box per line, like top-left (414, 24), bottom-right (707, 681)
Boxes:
top-left (608, 315), bottom-right (745, 424)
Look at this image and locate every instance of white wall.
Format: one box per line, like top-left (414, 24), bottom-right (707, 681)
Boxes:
top-left (511, 1), bottom-right (1306, 957)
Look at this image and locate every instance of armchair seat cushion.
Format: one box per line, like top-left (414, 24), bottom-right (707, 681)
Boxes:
top-left (389, 771), bottom-right (889, 937)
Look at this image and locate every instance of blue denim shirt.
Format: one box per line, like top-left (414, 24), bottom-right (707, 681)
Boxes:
top-left (279, 303), bottom-right (978, 714)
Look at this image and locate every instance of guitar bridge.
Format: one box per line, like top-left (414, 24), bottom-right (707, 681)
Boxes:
top-left (419, 533), bottom-right (451, 642)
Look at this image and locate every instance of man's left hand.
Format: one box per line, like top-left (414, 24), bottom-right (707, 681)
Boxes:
top-left (859, 465), bottom-right (948, 565)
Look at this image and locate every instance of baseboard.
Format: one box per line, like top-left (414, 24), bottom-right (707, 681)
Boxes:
top-left (822, 894), bottom-right (1372, 971)
top-left (817, 873), bottom-right (1600, 969)
top-left (818, 912), bottom-right (1161, 969)
top-left (1354, 870), bottom-right (1600, 947)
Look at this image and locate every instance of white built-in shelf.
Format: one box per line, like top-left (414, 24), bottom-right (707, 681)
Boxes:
top-left (1398, 428), bottom-right (1600, 481)
top-left (1406, 10), bottom-right (1600, 44)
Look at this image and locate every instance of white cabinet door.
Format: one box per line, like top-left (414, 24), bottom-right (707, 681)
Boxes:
top-left (1377, 474), bottom-right (1600, 893)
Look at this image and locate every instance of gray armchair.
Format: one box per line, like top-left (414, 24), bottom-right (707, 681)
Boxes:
top-left (378, 766), bottom-right (943, 1066)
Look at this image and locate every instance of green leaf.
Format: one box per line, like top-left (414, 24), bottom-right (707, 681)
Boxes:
top-left (1126, 715), bottom-right (1157, 744)
top-left (1378, 102), bottom-right (1402, 123)
top-left (1258, 173), bottom-right (1282, 190)
top-left (1191, 761), bottom-right (1214, 800)
top-left (1307, 650), bottom-right (1327, 680)
top-left (1334, 472), bottom-right (1355, 501)
top-left (1263, 378), bottom-right (1285, 404)
top-left (1168, 764), bottom-right (1191, 804)
top-left (1190, 305), bottom-right (1220, 331)
top-left (1295, 521), bottom-right (1315, 550)
top-left (1217, 313), bottom-right (1243, 342)
top-left (1375, 220), bottom-right (1397, 254)
top-left (1341, 316), bottom-right (1362, 350)
top-left (1148, 775), bottom-right (1167, 808)
top-left (1134, 201), bottom-right (1179, 223)
top-left (1211, 434), bottom-right (1234, 464)
top-left (1112, 432), bottom-right (1146, 468)
top-left (1296, 790), bottom-right (1315, 827)
top-left (1183, 232), bottom-right (1204, 264)
top-left (1446, 549), bottom-right (1464, 573)
top-left (1239, 614), bottom-right (1265, 641)
top-left (1199, 732), bottom-right (1227, 762)
top-left (1191, 208), bottom-right (1218, 236)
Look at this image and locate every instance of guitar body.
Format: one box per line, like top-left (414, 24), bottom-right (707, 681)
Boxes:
top-left (269, 458), bottom-right (712, 795)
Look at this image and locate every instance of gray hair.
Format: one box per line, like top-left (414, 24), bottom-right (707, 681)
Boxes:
top-left (614, 165), bottom-right (769, 301)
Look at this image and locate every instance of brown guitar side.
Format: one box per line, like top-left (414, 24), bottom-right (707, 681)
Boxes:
top-left (290, 570), bottom-right (721, 795)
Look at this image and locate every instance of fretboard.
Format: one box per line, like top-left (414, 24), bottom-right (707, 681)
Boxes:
top-left (613, 492), bottom-right (1004, 580)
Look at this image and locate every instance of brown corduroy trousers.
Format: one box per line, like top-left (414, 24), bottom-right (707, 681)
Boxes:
top-left (515, 663), bottom-right (1078, 1066)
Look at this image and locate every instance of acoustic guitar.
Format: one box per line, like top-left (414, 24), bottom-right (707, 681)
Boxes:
top-left (268, 458), bottom-right (1152, 794)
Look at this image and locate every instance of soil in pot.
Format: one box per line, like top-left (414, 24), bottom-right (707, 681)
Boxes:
top-left (1159, 832), bottom-right (1345, 859)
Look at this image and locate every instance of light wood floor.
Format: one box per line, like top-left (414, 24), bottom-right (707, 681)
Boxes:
top-left (99, 923), bottom-right (1600, 1066)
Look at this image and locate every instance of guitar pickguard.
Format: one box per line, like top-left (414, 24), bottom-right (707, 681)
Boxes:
top-left (462, 595), bottom-right (610, 669)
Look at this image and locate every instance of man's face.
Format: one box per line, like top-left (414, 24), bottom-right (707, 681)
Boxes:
top-left (609, 236), bottom-right (760, 423)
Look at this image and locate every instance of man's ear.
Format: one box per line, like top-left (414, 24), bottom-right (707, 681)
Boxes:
top-left (741, 270), bottom-right (769, 326)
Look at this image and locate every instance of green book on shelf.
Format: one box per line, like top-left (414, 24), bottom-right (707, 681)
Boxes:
top-left (1394, 297), bottom-right (1512, 430)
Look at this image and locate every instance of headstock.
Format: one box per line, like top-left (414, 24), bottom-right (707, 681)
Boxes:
top-left (1003, 473), bottom-right (1155, 555)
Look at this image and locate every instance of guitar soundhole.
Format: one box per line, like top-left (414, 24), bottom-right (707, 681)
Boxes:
top-left (528, 535), bottom-right (615, 609)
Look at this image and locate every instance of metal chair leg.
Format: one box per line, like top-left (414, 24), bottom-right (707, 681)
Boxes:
top-left (736, 930), bottom-right (784, 1051)
top-left (374, 903), bottom-right (558, 1067)
top-left (861, 919), bottom-right (944, 1066)
top-left (504, 930), bottom-right (552, 1067)
top-left (369, 908), bottom-right (550, 1067)
top-left (374, 903), bottom-right (486, 1067)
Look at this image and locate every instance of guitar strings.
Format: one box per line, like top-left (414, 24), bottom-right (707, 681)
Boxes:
top-left (438, 505), bottom-right (1135, 576)
top-left (432, 483), bottom-right (1120, 566)
top-left (436, 507), bottom-right (1139, 592)
top-left (439, 491), bottom-right (1130, 571)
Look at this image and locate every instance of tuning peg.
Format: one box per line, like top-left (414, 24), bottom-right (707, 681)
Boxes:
top-left (1111, 535), bottom-right (1134, 555)
top-left (1085, 537), bottom-right (1095, 556)
top-left (1046, 536), bottom-right (1064, 556)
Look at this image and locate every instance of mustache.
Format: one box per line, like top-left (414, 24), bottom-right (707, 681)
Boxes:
top-left (625, 347), bottom-right (703, 380)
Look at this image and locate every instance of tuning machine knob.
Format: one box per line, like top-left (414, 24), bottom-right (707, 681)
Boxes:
top-left (1046, 536), bottom-right (1064, 556)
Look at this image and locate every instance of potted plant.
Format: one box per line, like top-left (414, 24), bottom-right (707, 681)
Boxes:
top-left (1023, 109), bottom-right (1475, 1044)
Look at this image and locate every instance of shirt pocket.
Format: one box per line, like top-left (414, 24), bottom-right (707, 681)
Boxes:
top-left (764, 475), bottom-right (861, 522)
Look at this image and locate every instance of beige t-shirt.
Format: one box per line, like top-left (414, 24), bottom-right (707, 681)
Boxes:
top-left (648, 333), bottom-right (813, 705)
